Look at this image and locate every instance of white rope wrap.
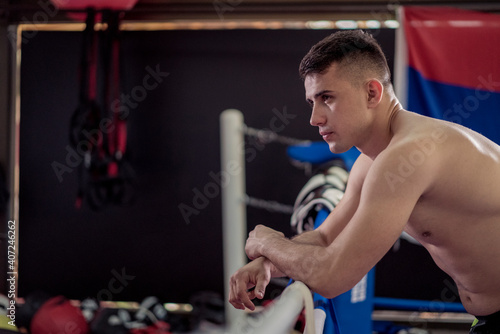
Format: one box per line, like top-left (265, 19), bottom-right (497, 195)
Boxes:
top-left (229, 281), bottom-right (315, 334)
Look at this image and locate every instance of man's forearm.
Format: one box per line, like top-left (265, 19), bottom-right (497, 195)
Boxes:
top-left (245, 226), bottom-right (337, 294)
top-left (260, 235), bottom-right (335, 295)
top-left (291, 229), bottom-right (328, 247)
top-left (262, 256), bottom-right (286, 278)
top-left (257, 231), bottom-right (327, 279)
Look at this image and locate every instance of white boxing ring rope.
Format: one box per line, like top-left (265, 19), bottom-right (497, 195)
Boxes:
top-left (220, 109), bottom-right (314, 332)
top-left (229, 281), bottom-right (316, 334)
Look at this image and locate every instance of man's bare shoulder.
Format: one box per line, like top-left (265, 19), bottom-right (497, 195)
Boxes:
top-left (384, 110), bottom-right (500, 197)
top-left (391, 111), bottom-right (500, 161)
top-left (361, 112), bottom-right (455, 195)
top-left (389, 111), bottom-right (449, 151)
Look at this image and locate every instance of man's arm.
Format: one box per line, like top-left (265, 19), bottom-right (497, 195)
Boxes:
top-left (245, 154), bottom-right (372, 261)
top-left (229, 154), bottom-right (371, 310)
top-left (245, 145), bottom-right (435, 298)
top-left (274, 153), bottom-right (373, 248)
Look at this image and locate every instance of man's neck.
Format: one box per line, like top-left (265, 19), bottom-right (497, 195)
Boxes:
top-left (357, 95), bottom-right (403, 160)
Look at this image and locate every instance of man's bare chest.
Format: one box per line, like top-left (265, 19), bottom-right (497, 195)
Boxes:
top-left (404, 196), bottom-right (460, 244)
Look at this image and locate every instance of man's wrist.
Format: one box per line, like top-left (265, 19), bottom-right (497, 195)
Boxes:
top-left (259, 256), bottom-right (285, 278)
top-left (261, 232), bottom-right (286, 258)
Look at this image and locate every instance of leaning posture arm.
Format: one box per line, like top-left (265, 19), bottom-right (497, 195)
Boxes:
top-left (229, 154), bottom-right (371, 310)
top-left (246, 145), bottom-right (435, 298)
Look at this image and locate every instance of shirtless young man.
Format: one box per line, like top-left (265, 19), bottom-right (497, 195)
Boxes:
top-left (228, 30), bottom-right (500, 333)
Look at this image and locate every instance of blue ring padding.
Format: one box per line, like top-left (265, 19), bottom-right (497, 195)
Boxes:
top-left (313, 208), bottom-right (342, 334)
top-left (286, 142), bottom-right (360, 170)
top-left (314, 295), bottom-right (341, 334)
top-left (314, 208), bottom-right (330, 230)
top-left (373, 297), bottom-right (466, 312)
top-left (329, 298), bottom-right (342, 334)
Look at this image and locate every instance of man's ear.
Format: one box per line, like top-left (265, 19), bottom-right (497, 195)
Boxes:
top-left (366, 79), bottom-right (383, 108)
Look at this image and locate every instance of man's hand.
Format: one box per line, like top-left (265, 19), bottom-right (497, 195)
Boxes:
top-left (245, 225), bottom-right (285, 260)
top-left (229, 257), bottom-right (273, 311)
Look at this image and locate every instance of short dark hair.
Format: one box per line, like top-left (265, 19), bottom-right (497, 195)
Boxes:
top-left (299, 30), bottom-right (391, 88)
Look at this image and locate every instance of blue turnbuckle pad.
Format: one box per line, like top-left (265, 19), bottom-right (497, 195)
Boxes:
top-left (287, 141), bottom-right (361, 170)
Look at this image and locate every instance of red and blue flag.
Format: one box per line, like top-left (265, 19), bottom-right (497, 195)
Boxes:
top-left (398, 6), bottom-right (500, 143)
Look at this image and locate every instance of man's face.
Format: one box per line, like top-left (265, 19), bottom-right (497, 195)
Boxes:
top-left (304, 63), bottom-right (371, 153)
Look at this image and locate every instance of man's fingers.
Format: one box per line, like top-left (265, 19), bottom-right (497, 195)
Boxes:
top-left (230, 277), bottom-right (256, 311)
top-left (229, 258), bottom-right (272, 311)
top-left (233, 292), bottom-right (255, 311)
top-left (229, 290), bottom-right (248, 310)
top-left (229, 275), bottom-right (244, 310)
top-left (239, 286), bottom-right (256, 311)
top-left (254, 281), bottom-right (266, 299)
top-left (228, 299), bottom-right (244, 310)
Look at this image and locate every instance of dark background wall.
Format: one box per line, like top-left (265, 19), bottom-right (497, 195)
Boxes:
top-left (18, 28), bottom-right (452, 304)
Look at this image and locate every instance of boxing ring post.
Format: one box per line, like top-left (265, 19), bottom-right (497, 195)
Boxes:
top-left (220, 109), bottom-right (247, 327)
